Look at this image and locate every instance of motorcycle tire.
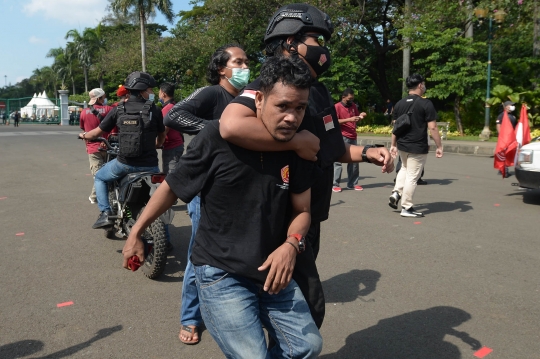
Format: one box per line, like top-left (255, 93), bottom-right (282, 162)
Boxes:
top-left (104, 185), bottom-right (117, 239)
top-left (104, 229), bottom-right (115, 239)
top-left (138, 206), bottom-right (167, 279)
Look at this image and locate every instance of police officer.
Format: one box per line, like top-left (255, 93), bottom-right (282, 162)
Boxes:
top-left (79, 71), bottom-right (166, 229)
top-left (219, 3), bottom-right (394, 329)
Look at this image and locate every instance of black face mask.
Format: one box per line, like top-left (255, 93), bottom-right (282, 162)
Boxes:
top-left (344, 100), bottom-right (353, 107)
top-left (299, 44), bottom-right (332, 76)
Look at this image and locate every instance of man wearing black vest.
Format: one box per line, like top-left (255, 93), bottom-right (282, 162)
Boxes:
top-left (79, 71), bottom-right (165, 229)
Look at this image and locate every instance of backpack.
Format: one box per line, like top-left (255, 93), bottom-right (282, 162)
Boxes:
top-left (116, 100), bottom-right (155, 157)
top-left (392, 99), bottom-right (419, 137)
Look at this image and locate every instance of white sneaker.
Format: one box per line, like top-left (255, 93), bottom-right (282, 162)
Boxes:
top-left (89, 196), bottom-right (97, 204)
top-left (400, 207), bottom-right (424, 218)
top-left (388, 191), bottom-right (401, 209)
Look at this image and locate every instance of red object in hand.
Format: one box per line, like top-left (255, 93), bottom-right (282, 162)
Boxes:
top-left (128, 256), bottom-right (142, 271)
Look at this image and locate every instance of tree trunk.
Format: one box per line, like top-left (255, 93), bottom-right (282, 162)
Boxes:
top-left (140, 9), bottom-right (147, 72)
top-left (71, 76), bottom-right (76, 95)
top-left (99, 73), bottom-right (104, 90)
top-left (465, 0), bottom-right (474, 39)
top-left (454, 95), bottom-right (464, 136)
top-left (84, 66), bottom-right (88, 93)
top-left (402, 0), bottom-right (412, 95)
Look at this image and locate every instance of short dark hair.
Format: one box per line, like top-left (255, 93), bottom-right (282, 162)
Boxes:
top-left (259, 56), bottom-right (312, 95)
top-left (160, 82), bottom-right (175, 98)
top-left (341, 88), bottom-right (354, 98)
top-left (207, 44), bottom-right (243, 85)
top-left (406, 73), bottom-right (425, 89)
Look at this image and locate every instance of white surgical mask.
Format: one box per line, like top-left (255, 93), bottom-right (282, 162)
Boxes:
top-left (103, 98), bottom-right (108, 105)
top-left (508, 105), bottom-right (515, 112)
top-left (148, 93), bottom-right (155, 102)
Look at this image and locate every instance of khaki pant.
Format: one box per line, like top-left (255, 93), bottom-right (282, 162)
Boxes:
top-left (88, 152), bottom-right (107, 200)
top-left (393, 151), bottom-right (427, 210)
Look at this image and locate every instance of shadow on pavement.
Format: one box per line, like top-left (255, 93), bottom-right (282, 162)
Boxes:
top-left (359, 182), bottom-right (395, 189)
top-left (319, 307), bottom-right (481, 359)
top-left (416, 201), bottom-right (473, 214)
top-left (505, 189), bottom-right (540, 205)
top-left (420, 178), bottom-right (458, 186)
top-left (0, 326), bottom-right (122, 359)
top-left (322, 269), bottom-right (381, 303)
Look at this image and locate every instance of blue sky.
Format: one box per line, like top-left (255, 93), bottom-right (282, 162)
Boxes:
top-left (0, 0), bottom-right (194, 87)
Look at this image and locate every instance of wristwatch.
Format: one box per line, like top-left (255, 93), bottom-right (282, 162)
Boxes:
top-left (361, 145), bottom-right (374, 163)
top-left (287, 233), bottom-right (306, 254)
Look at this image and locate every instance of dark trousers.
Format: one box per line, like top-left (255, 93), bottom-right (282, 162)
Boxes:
top-left (292, 221), bottom-right (325, 329)
top-left (14, 119), bottom-right (19, 127)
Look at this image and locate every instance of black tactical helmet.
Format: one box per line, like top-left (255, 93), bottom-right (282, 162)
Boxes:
top-left (124, 71), bottom-right (157, 90)
top-left (264, 3), bottom-right (334, 43)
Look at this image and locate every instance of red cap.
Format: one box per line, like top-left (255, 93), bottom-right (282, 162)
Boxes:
top-left (117, 85), bottom-right (128, 97)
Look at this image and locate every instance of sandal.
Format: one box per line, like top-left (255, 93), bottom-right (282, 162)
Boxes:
top-left (179, 325), bottom-right (200, 345)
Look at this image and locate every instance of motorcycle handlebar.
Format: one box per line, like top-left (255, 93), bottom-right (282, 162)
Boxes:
top-left (77, 136), bottom-right (114, 150)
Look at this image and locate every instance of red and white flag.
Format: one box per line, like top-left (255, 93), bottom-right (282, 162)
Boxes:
top-left (494, 111), bottom-right (517, 178)
top-left (515, 104), bottom-right (531, 147)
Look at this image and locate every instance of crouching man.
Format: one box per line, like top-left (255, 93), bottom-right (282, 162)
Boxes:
top-left (122, 56), bottom-right (322, 358)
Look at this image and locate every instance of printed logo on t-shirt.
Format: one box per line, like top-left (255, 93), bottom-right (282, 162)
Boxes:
top-left (323, 115), bottom-right (334, 131)
top-left (276, 165), bottom-right (290, 190)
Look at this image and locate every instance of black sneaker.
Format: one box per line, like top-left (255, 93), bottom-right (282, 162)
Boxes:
top-left (388, 191), bottom-right (401, 209)
top-left (92, 211), bottom-right (114, 229)
top-left (417, 179), bottom-right (427, 185)
top-left (400, 207), bottom-right (424, 218)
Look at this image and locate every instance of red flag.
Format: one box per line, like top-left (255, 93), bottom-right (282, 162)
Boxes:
top-left (515, 104), bottom-right (531, 146)
top-left (494, 111), bottom-right (517, 178)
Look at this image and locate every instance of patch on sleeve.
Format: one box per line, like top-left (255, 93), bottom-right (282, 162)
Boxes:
top-left (241, 90), bottom-right (257, 99)
top-left (323, 115), bottom-right (334, 131)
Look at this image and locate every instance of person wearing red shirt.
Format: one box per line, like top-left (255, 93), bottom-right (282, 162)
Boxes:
top-left (159, 82), bottom-right (184, 174)
top-left (79, 88), bottom-right (113, 203)
top-left (333, 88), bottom-right (366, 192)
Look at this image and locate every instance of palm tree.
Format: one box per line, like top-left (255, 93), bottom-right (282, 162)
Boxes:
top-left (110, 0), bottom-right (174, 71)
top-left (65, 28), bottom-right (101, 93)
top-left (47, 46), bottom-right (78, 95)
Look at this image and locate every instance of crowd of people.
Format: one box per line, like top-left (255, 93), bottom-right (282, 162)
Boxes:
top-left (75, 2), bottom-right (450, 357)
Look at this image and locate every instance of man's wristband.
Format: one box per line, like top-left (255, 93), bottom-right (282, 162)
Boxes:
top-left (284, 240), bottom-right (299, 254)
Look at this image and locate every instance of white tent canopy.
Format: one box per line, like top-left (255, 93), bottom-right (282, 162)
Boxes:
top-left (20, 91), bottom-right (59, 118)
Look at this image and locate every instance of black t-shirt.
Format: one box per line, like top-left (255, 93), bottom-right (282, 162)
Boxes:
top-left (496, 112), bottom-right (517, 128)
top-left (164, 85), bottom-right (235, 135)
top-left (166, 121), bottom-right (319, 284)
top-left (393, 95), bottom-right (438, 154)
top-left (100, 97), bottom-right (165, 167)
top-left (231, 78), bottom-right (345, 222)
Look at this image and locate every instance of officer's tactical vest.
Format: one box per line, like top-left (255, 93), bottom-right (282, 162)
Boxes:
top-left (116, 100), bottom-right (156, 157)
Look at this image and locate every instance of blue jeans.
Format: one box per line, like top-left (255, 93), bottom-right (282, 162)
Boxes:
top-left (194, 264), bottom-right (322, 359)
top-left (162, 145), bottom-right (184, 174)
top-left (180, 195), bottom-right (203, 327)
top-left (333, 137), bottom-right (359, 188)
top-left (94, 159), bottom-right (159, 212)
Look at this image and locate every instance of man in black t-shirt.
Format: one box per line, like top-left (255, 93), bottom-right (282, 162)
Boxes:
top-left (79, 72), bottom-right (165, 229)
top-left (219, 3), bottom-right (394, 330)
top-left (123, 56), bottom-right (322, 358)
top-left (496, 100), bottom-right (517, 133)
top-left (389, 74), bottom-right (443, 218)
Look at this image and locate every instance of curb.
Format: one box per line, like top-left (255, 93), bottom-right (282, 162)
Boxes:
top-left (356, 137), bottom-right (495, 157)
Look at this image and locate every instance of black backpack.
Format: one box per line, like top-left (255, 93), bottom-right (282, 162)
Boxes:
top-left (116, 100), bottom-right (155, 157)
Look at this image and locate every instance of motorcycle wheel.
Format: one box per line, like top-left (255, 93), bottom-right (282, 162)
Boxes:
top-left (104, 229), bottom-right (115, 239)
top-left (138, 206), bottom-right (167, 279)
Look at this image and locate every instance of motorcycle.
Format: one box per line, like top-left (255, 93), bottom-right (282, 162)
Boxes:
top-left (83, 136), bottom-right (174, 279)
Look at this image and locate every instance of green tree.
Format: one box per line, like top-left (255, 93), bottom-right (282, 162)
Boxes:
top-left (110, 0), bottom-right (174, 71)
top-left (65, 27), bottom-right (103, 93)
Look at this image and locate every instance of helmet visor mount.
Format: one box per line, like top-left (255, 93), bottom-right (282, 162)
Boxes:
top-left (266, 10), bottom-right (313, 37)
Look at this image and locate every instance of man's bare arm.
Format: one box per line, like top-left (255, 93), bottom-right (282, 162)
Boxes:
top-left (122, 181), bottom-right (178, 268)
top-left (338, 143), bottom-right (395, 173)
top-left (427, 121), bottom-right (444, 158)
top-left (220, 103), bottom-right (320, 161)
top-left (259, 188), bottom-right (311, 294)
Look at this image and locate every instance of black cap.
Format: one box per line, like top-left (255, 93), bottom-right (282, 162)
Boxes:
top-left (264, 3), bottom-right (333, 43)
top-left (503, 100), bottom-right (515, 107)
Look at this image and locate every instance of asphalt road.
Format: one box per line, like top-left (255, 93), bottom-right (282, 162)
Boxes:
top-left (1, 124), bottom-right (539, 359)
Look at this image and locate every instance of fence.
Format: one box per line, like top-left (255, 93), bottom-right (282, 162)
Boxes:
top-left (0, 96), bottom-right (62, 125)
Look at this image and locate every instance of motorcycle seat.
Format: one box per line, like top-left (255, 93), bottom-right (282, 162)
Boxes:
top-left (118, 171), bottom-right (160, 202)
